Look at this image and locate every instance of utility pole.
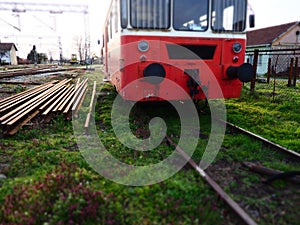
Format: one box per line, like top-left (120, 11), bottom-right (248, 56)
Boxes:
top-left (0, 1), bottom-right (89, 61)
top-left (58, 36), bottom-right (63, 64)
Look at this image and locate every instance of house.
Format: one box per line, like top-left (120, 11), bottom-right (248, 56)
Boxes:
top-left (246, 21), bottom-right (300, 75)
top-left (0, 42), bottom-right (18, 65)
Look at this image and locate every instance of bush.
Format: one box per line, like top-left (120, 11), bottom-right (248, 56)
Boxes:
top-left (0, 162), bottom-right (121, 225)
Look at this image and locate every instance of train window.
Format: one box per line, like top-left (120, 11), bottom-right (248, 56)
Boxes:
top-left (130, 0), bottom-right (170, 29)
top-left (120, 0), bottom-right (128, 28)
top-left (211, 0), bottom-right (247, 32)
top-left (173, 0), bottom-right (208, 31)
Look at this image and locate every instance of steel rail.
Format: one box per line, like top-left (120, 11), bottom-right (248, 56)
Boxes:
top-left (223, 120), bottom-right (300, 160)
top-left (166, 136), bottom-right (258, 225)
top-left (0, 67), bottom-right (76, 79)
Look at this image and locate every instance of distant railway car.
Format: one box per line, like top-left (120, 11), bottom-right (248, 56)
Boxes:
top-left (102, 0), bottom-right (255, 101)
top-left (70, 54), bottom-right (78, 65)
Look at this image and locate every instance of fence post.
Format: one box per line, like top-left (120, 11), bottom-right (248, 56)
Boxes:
top-left (293, 57), bottom-right (298, 87)
top-left (288, 58), bottom-right (294, 87)
top-left (250, 49), bottom-right (259, 95)
top-left (267, 58), bottom-right (272, 84)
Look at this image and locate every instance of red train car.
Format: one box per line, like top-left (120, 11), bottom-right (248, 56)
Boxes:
top-left (102, 0), bottom-right (255, 101)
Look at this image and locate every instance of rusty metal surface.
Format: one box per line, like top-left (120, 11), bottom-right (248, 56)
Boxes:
top-left (0, 78), bottom-right (88, 135)
top-left (166, 136), bottom-right (258, 225)
top-left (224, 120), bottom-right (300, 160)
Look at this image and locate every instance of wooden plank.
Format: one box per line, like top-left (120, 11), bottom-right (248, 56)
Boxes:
top-left (7, 110), bottom-right (40, 135)
top-left (56, 89), bottom-right (75, 112)
top-left (65, 83), bottom-right (88, 120)
top-left (53, 85), bottom-right (74, 112)
top-left (2, 85), bottom-right (65, 126)
top-left (60, 79), bottom-right (81, 113)
top-left (0, 83), bottom-right (54, 112)
top-left (39, 86), bottom-right (68, 111)
top-left (0, 81), bottom-right (57, 109)
top-left (72, 84), bottom-right (88, 114)
top-left (0, 80), bottom-right (57, 106)
top-left (0, 83), bottom-right (58, 122)
top-left (72, 84), bottom-right (88, 119)
top-left (1, 79), bottom-right (71, 125)
top-left (243, 162), bottom-right (300, 183)
top-left (63, 78), bottom-right (88, 114)
top-left (42, 86), bottom-right (71, 115)
top-left (84, 81), bottom-right (97, 132)
top-left (75, 78), bottom-right (81, 89)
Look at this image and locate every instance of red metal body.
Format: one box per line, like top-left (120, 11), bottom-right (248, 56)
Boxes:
top-left (102, 0), bottom-right (253, 101)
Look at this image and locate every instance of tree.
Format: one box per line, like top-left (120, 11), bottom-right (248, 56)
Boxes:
top-left (27, 45), bottom-right (38, 65)
top-left (73, 35), bottom-right (90, 65)
top-left (73, 35), bottom-right (84, 63)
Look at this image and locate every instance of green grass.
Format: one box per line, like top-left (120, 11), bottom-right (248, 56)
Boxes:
top-left (226, 83), bottom-right (300, 152)
top-left (1, 69), bottom-right (299, 224)
top-left (0, 68), bottom-right (228, 225)
top-left (220, 83), bottom-right (300, 225)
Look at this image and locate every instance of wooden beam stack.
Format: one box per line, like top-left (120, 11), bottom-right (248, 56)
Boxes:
top-left (0, 78), bottom-right (88, 135)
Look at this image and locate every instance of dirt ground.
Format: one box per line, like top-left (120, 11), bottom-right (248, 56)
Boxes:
top-left (206, 159), bottom-right (300, 225)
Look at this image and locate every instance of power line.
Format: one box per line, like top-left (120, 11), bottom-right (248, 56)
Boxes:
top-left (0, 1), bottom-right (90, 60)
top-left (0, 1), bottom-right (88, 14)
top-left (0, 16), bottom-right (21, 31)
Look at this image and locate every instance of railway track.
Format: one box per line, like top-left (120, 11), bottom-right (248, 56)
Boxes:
top-left (167, 136), bottom-right (258, 225)
top-left (223, 120), bottom-right (300, 160)
top-left (165, 120), bottom-right (300, 225)
top-left (0, 66), bottom-right (78, 79)
top-left (76, 84), bottom-right (300, 224)
top-left (103, 93), bottom-right (297, 224)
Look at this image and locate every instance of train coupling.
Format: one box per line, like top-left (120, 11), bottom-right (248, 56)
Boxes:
top-left (185, 69), bottom-right (207, 99)
top-left (226, 63), bottom-right (254, 82)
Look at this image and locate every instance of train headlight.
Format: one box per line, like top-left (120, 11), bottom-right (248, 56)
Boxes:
top-left (233, 42), bottom-right (242, 53)
top-left (138, 41), bottom-right (149, 52)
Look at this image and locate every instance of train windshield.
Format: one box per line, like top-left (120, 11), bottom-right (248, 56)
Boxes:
top-left (212, 0), bottom-right (247, 32)
top-left (173, 0), bottom-right (209, 31)
top-left (130, 0), bottom-right (170, 29)
top-left (126, 0), bottom-right (247, 32)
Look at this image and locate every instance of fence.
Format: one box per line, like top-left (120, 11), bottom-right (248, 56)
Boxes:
top-left (245, 48), bottom-right (300, 102)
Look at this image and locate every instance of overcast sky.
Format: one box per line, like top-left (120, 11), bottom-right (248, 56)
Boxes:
top-left (0, 0), bottom-right (299, 59)
top-left (249, 0), bottom-right (299, 29)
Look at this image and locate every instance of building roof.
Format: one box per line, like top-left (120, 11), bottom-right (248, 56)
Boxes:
top-left (246, 21), bottom-right (299, 47)
top-left (0, 43), bottom-right (18, 51)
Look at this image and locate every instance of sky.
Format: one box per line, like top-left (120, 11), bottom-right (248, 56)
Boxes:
top-left (249, 0), bottom-right (299, 29)
top-left (0, 0), bottom-right (299, 59)
top-left (0, 0), bottom-right (106, 59)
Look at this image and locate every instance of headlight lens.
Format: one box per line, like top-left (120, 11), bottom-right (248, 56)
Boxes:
top-left (233, 42), bottom-right (242, 53)
top-left (138, 41), bottom-right (149, 52)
